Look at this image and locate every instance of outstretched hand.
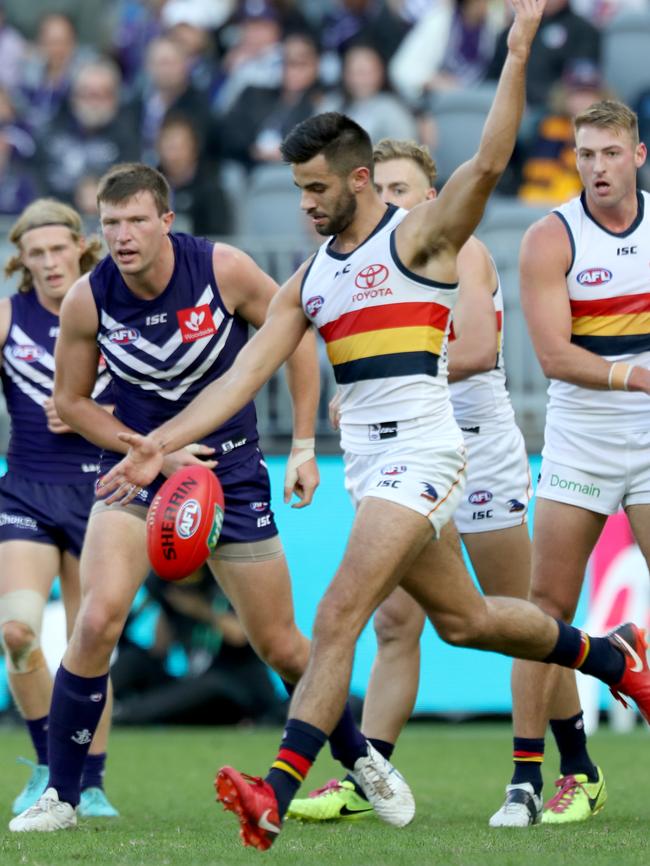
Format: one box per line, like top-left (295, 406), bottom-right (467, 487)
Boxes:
top-left (97, 432), bottom-right (165, 505)
top-left (507, 0), bottom-right (546, 59)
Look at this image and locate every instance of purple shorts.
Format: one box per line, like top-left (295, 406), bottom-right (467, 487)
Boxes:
top-left (0, 472), bottom-right (94, 557)
top-left (99, 442), bottom-right (278, 546)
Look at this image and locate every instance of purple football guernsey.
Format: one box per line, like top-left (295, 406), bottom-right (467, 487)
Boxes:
top-left (90, 232), bottom-right (276, 545)
top-left (89, 233), bottom-right (258, 450)
top-left (1, 288), bottom-right (111, 483)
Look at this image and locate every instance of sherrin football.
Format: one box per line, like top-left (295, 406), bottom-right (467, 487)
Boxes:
top-left (146, 465), bottom-right (225, 581)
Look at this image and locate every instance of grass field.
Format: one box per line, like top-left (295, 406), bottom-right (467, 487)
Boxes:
top-left (0, 722), bottom-right (648, 866)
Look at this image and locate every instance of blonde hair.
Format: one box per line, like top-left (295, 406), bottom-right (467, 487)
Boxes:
top-left (4, 198), bottom-right (103, 293)
top-left (373, 138), bottom-right (438, 185)
top-left (574, 100), bottom-right (639, 146)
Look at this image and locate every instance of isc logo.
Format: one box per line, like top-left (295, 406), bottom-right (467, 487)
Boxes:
top-left (175, 499), bottom-right (201, 539)
top-left (145, 313), bottom-right (167, 326)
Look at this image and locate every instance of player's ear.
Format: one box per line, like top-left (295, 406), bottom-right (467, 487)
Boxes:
top-left (350, 166), bottom-right (371, 193)
top-left (426, 188), bottom-right (437, 201)
top-left (162, 210), bottom-right (175, 234)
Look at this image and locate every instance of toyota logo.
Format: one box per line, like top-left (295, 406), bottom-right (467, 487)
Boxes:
top-left (354, 264), bottom-right (389, 289)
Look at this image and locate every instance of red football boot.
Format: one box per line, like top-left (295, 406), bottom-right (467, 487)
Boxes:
top-left (215, 767), bottom-right (281, 851)
top-left (608, 623), bottom-right (650, 724)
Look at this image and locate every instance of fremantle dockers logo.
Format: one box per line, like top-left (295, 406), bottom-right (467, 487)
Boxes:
top-left (354, 264), bottom-right (389, 289)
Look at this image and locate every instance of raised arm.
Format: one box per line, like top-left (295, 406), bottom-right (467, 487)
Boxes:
top-left (447, 237), bottom-right (499, 383)
top-left (394, 0), bottom-right (545, 280)
top-left (521, 214), bottom-right (650, 393)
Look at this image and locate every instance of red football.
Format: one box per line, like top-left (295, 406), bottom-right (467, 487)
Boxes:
top-left (146, 465), bottom-right (225, 581)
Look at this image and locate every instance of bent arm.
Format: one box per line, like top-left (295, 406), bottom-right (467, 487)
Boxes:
top-left (53, 277), bottom-right (135, 451)
top-left (522, 216), bottom-right (650, 394)
top-left (448, 238), bottom-right (499, 383)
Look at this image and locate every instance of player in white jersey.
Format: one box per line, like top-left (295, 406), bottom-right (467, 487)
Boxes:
top-left (286, 139), bottom-right (532, 822)
top-left (490, 99), bottom-right (650, 828)
top-left (98, 8), bottom-right (650, 850)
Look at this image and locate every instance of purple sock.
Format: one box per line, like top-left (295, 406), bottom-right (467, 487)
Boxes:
top-left (47, 665), bottom-right (108, 807)
top-left (328, 703), bottom-right (368, 770)
top-left (81, 752), bottom-right (106, 791)
top-left (25, 715), bottom-right (49, 766)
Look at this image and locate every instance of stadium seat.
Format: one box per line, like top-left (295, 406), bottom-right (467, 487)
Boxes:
top-left (602, 11), bottom-right (650, 106)
top-left (240, 164), bottom-right (313, 244)
top-left (429, 84), bottom-right (498, 184)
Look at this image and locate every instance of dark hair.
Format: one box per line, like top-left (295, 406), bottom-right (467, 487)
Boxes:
top-left (97, 162), bottom-right (171, 214)
top-left (280, 112), bottom-right (373, 176)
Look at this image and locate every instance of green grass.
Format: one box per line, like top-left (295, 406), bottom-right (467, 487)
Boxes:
top-left (1, 722), bottom-right (648, 865)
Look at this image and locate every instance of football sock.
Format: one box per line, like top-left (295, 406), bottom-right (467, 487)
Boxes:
top-left (81, 752), bottom-right (107, 792)
top-left (344, 737), bottom-right (395, 798)
top-left (550, 712), bottom-right (598, 781)
top-left (544, 620), bottom-right (626, 684)
top-left (511, 737), bottom-right (544, 794)
top-left (25, 715), bottom-right (49, 766)
top-left (281, 681), bottom-right (368, 771)
top-left (47, 665), bottom-right (108, 807)
top-left (266, 718), bottom-right (327, 818)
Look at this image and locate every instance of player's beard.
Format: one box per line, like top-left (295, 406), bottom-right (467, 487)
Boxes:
top-left (317, 188), bottom-right (357, 236)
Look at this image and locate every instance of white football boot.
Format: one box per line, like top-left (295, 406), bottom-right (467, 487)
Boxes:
top-left (489, 782), bottom-right (542, 827)
top-left (9, 788), bottom-right (77, 832)
top-left (350, 742), bottom-right (415, 827)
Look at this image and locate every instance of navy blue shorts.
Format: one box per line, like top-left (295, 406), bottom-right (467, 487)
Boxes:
top-left (0, 473), bottom-right (94, 557)
top-left (99, 442), bottom-right (278, 546)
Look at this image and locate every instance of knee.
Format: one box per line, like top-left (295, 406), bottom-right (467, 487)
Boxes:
top-left (1, 620), bottom-right (36, 654)
top-left (1, 621), bottom-right (43, 672)
top-left (528, 585), bottom-right (575, 622)
top-left (374, 600), bottom-right (424, 650)
top-left (72, 602), bottom-right (126, 661)
top-left (433, 606), bottom-right (488, 648)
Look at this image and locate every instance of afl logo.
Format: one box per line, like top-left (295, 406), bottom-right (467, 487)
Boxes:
top-left (469, 490), bottom-right (493, 505)
top-left (11, 345), bottom-right (44, 362)
top-left (381, 464), bottom-right (407, 476)
top-left (108, 326), bottom-right (140, 345)
top-left (175, 499), bottom-right (201, 539)
top-left (249, 501), bottom-right (268, 512)
top-left (305, 295), bottom-right (324, 317)
top-left (577, 268), bottom-right (612, 286)
top-left (355, 264), bottom-right (389, 289)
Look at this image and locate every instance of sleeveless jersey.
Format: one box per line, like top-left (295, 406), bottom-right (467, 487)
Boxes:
top-left (448, 264), bottom-right (515, 428)
top-left (548, 190), bottom-right (650, 430)
top-left (89, 232), bottom-right (258, 453)
top-left (1, 288), bottom-right (111, 482)
top-left (302, 206), bottom-right (458, 446)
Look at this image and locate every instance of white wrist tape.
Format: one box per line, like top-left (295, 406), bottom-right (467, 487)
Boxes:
top-left (285, 439), bottom-right (316, 490)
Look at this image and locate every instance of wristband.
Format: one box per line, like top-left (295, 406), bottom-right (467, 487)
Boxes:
top-left (291, 437), bottom-right (316, 450)
top-left (608, 362), bottom-right (633, 391)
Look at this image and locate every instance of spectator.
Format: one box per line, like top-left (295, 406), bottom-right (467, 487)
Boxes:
top-left (320, 41), bottom-right (418, 144)
top-left (220, 31), bottom-right (323, 169)
top-left (319, 0), bottom-right (411, 71)
top-left (519, 59), bottom-right (612, 205)
top-left (156, 113), bottom-right (233, 235)
top-left (34, 59), bottom-right (140, 202)
top-left (140, 33), bottom-right (212, 163)
top-left (13, 13), bottom-right (96, 136)
top-left (0, 2), bottom-right (27, 92)
top-left (111, 568), bottom-right (283, 726)
top-left (106, 0), bottom-right (166, 93)
top-left (213, 1), bottom-right (285, 112)
top-left (161, 1), bottom-right (230, 98)
top-left (0, 86), bottom-right (37, 214)
top-left (389, 0), bottom-right (499, 107)
top-left (486, 0), bottom-right (600, 108)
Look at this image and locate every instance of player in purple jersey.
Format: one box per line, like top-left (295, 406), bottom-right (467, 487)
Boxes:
top-left (0, 199), bottom-right (118, 819)
top-left (10, 164), bottom-right (396, 833)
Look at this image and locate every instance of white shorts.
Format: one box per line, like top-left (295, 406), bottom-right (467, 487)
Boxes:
top-left (343, 433), bottom-right (467, 537)
top-left (538, 424), bottom-right (650, 515)
top-left (454, 422), bottom-right (531, 534)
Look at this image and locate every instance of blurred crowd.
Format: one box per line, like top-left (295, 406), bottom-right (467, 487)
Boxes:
top-left (1, 0), bottom-right (650, 235)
